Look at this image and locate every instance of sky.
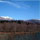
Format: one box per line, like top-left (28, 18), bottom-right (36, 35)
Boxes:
top-left (0, 0), bottom-right (40, 20)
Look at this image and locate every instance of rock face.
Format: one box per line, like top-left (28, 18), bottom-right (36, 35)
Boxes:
top-left (0, 19), bottom-right (40, 32)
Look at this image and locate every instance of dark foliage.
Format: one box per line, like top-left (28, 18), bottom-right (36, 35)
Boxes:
top-left (0, 20), bottom-right (40, 32)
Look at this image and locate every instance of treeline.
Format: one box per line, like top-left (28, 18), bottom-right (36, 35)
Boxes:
top-left (0, 20), bottom-right (40, 32)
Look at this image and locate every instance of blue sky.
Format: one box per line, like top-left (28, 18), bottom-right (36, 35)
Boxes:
top-left (0, 0), bottom-right (40, 20)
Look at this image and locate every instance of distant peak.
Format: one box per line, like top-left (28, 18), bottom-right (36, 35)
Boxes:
top-left (31, 19), bottom-right (40, 21)
top-left (0, 16), bottom-right (13, 20)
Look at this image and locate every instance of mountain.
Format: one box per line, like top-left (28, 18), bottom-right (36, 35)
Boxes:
top-left (25, 19), bottom-right (40, 24)
top-left (0, 16), bottom-right (40, 24)
top-left (0, 16), bottom-right (13, 21)
top-left (0, 16), bottom-right (40, 32)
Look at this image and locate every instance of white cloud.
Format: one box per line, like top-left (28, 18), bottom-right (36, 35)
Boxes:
top-left (0, 0), bottom-right (30, 9)
top-left (0, 1), bottom-right (21, 8)
top-left (11, 0), bottom-right (39, 1)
